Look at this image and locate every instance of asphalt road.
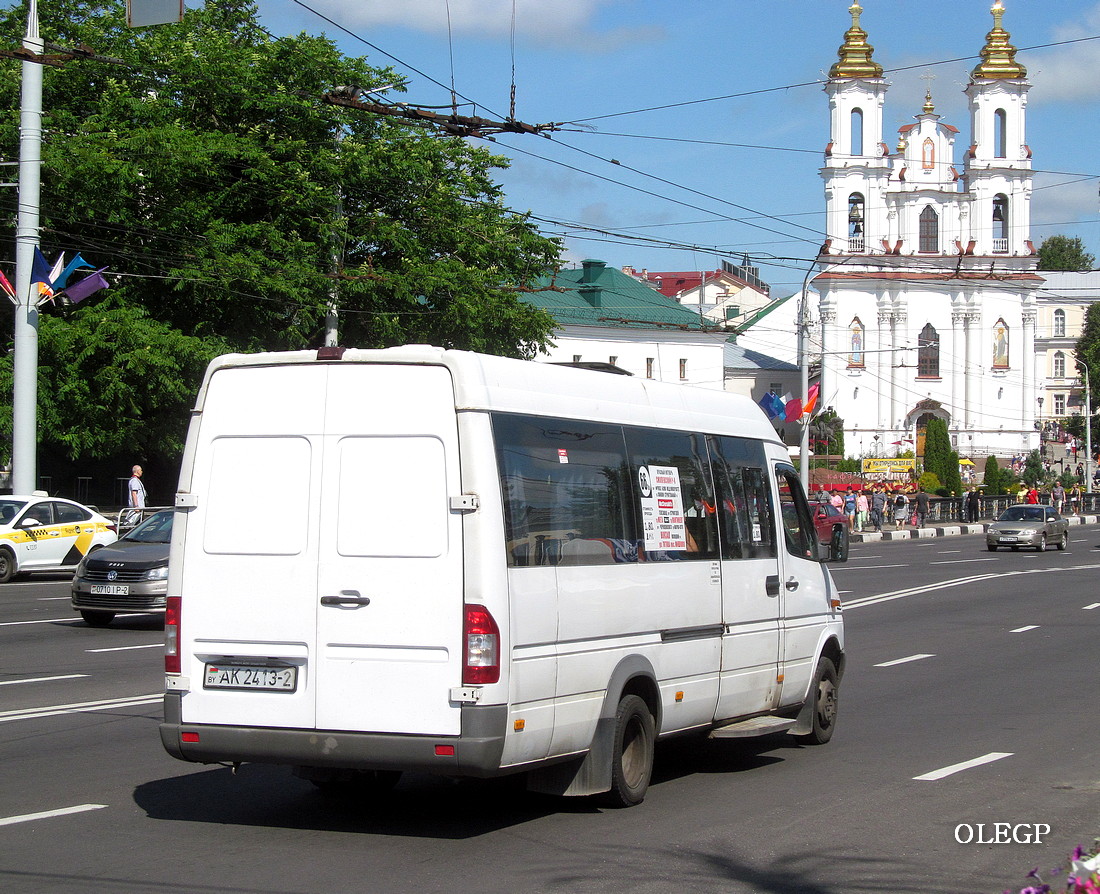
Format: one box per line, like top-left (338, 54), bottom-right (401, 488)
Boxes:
top-left (2, 532), bottom-right (1099, 894)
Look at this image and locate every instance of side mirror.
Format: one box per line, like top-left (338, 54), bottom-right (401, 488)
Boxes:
top-left (18, 517), bottom-right (43, 528)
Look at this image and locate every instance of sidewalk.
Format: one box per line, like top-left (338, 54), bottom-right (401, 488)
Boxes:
top-left (851, 513), bottom-right (1099, 543)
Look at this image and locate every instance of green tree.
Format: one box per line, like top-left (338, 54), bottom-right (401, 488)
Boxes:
top-left (1037, 235), bottom-right (1096, 272)
top-left (0, 0), bottom-right (561, 487)
top-left (922, 418), bottom-right (951, 484)
top-left (1021, 449), bottom-right (1045, 487)
top-left (982, 455), bottom-right (1004, 495)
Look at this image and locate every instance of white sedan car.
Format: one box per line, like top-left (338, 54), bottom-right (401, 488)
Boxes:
top-left (0, 495), bottom-right (118, 583)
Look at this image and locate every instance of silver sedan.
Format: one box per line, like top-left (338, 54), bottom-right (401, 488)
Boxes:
top-left (986, 504), bottom-right (1069, 552)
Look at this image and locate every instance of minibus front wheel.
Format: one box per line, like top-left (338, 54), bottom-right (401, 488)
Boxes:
top-left (603, 694), bottom-right (655, 808)
top-left (796, 656), bottom-right (839, 745)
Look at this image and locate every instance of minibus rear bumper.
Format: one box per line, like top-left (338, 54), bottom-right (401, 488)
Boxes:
top-left (160, 693), bottom-right (508, 777)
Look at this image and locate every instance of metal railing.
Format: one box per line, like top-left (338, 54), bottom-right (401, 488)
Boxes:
top-left (113, 505), bottom-right (173, 535)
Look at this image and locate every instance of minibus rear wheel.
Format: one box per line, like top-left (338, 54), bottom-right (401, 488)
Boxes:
top-left (796, 657), bottom-right (839, 745)
top-left (603, 694), bottom-right (655, 808)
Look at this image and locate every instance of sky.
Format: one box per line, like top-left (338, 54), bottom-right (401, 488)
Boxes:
top-left (246, 0), bottom-right (1100, 298)
top-left (14, 0), bottom-right (1100, 297)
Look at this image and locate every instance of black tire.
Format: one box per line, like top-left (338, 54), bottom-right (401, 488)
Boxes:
top-left (1058, 532), bottom-right (1068, 551)
top-left (0, 548), bottom-right (15, 584)
top-left (987, 545), bottom-right (997, 552)
top-left (1037, 534), bottom-right (1047, 552)
top-left (602, 694), bottom-right (655, 808)
top-left (796, 657), bottom-right (839, 746)
top-left (80, 610), bottom-right (115, 627)
top-left (829, 526), bottom-right (849, 562)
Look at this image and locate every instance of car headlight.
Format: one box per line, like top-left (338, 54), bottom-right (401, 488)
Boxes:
top-left (75, 553), bottom-right (90, 576)
top-left (144, 565), bottom-right (169, 582)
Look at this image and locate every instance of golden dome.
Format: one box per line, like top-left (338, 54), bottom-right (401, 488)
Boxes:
top-left (972, 1), bottom-right (1027, 80)
top-left (829, 3), bottom-right (884, 79)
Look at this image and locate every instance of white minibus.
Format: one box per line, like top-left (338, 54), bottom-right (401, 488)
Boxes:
top-left (160, 345), bottom-right (845, 807)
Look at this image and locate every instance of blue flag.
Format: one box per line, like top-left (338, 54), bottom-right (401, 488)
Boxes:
top-left (53, 253), bottom-right (93, 290)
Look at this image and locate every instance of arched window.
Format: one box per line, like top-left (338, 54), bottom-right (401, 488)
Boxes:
top-left (917, 323), bottom-right (940, 377)
top-left (850, 108), bottom-right (864, 156)
top-left (993, 319), bottom-right (1009, 369)
top-left (1054, 352), bottom-right (1066, 378)
top-left (994, 109), bottom-right (1007, 158)
top-left (922, 138), bottom-right (935, 170)
top-left (992, 194), bottom-right (1009, 252)
top-left (848, 317), bottom-right (865, 368)
top-left (1054, 309), bottom-right (1066, 338)
top-left (848, 192), bottom-right (865, 250)
top-left (919, 206), bottom-right (939, 253)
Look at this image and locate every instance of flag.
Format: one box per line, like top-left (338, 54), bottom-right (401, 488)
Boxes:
top-left (804, 382), bottom-right (820, 416)
top-left (758, 394), bottom-right (779, 419)
top-left (49, 252), bottom-right (66, 285)
top-left (784, 397), bottom-right (803, 423)
top-left (62, 268), bottom-right (110, 304)
top-left (30, 247), bottom-right (55, 297)
top-left (0, 268), bottom-right (15, 300)
top-left (767, 391), bottom-right (786, 419)
top-left (53, 253), bottom-right (93, 290)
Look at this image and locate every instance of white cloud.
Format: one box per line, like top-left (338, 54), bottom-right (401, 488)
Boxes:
top-left (309, 0), bottom-right (664, 51)
top-left (1026, 2), bottom-right (1100, 103)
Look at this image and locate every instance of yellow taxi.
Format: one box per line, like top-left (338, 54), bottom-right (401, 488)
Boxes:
top-left (0, 494), bottom-right (118, 583)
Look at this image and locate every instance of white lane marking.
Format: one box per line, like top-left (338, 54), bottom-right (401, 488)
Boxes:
top-left (914, 752), bottom-right (1013, 781)
top-left (930, 558), bottom-right (998, 565)
top-left (1010, 625), bottom-right (1039, 633)
top-left (0, 674), bottom-right (88, 687)
top-left (0, 614), bottom-right (142, 627)
top-left (937, 550), bottom-right (962, 554)
top-left (833, 563), bottom-right (910, 570)
top-left (85, 644), bottom-right (162, 653)
top-left (0, 694), bottom-right (161, 724)
top-left (0, 804), bottom-right (107, 827)
top-left (1084, 603), bottom-right (1100, 610)
top-left (844, 563), bottom-right (1100, 610)
top-left (37, 596), bottom-right (71, 601)
top-left (875, 654), bottom-right (935, 667)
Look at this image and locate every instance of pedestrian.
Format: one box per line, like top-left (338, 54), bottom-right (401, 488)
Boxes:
top-left (893, 490), bottom-right (909, 531)
top-left (815, 486), bottom-right (829, 504)
top-left (126, 464), bottom-right (146, 526)
top-left (843, 486), bottom-right (857, 532)
top-left (1077, 464), bottom-right (1085, 484)
top-left (1069, 483), bottom-right (1082, 516)
top-left (829, 489), bottom-right (844, 512)
top-left (966, 487), bottom-right (981, 523)
top-left (915, 490), bottom-right (929, 528)
top-left (1025, 485), bottom-right (1039, 505)
top-left (855, 489), bottom-right (869, 533)
top-left (870, 485), bottom-right (886, 532)
top-left (1051, 481), bottom-right (1066, 515)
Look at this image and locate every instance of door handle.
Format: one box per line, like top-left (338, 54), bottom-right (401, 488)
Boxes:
top-left (765, 575), bottom-right (780, 597)
top-left (320, 591), bottom-right (371, 607)
top-left (785, 577), bottom-right (800, 592)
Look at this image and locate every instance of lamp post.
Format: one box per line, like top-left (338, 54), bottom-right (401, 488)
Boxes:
top-left (1036, 396), bottom-right (1044, 454)
top-left (1082, 363), bottom-right (1093, 494)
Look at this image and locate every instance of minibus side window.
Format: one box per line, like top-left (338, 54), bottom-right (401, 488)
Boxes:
top-left (493, 413), bottom-right (636, 567)
top-left (708, 435), bottom-right (777, 561)
top-left (624, 427), bottom-right (718, 561)
top-left (775, 466), bottom-right (818, 560)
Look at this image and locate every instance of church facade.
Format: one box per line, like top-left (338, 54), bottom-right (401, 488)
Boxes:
top-left (815, 2), bottom-right (1042, 460)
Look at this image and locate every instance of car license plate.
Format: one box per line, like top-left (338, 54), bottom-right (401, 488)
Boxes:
top-left (90, 584), bottom-right (129, 595)
top-left (204, 662), bottom-right (297, 692)
top-left (998, 536), bottom-right (1016, 542)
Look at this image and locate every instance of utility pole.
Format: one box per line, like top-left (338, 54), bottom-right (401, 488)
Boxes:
top-left (12, 0), bottom-right (43, 495)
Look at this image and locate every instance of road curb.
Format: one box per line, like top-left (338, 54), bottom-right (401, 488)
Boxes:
top-left (851, 514), bottom-right (1098, 543)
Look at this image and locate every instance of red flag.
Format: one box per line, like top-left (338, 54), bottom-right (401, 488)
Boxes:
top-left (804, 381), bottom-right (820, 415)
top-left (0, 268), bottom-right (15, 300)
top-left (784, 397), bottom-right (803, 423)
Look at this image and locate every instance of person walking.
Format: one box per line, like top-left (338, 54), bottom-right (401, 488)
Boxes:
top-left (1025, 485), bottom-right (1040, 505)
top-left (1052, 481), bottom-right (1066, 515)
top-left (893, 490), bottom-right (909, 531)
top-left (870, 486), bottom-right (886, 533)
top-left (126, 464), bottom-right (147, 526)
top-left (965, 487), bottom-right (981, 523)
top-left (1069, 483), bottom-right (1082, 516)
top-left (855, 489), bottom-right (869, 533)
top-left (915, 490), bottom-right (930, 528)
top-left (843, 486), bottom-right (857, 532)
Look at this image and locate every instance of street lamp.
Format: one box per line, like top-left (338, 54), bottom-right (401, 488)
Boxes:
top-left (1080, 363), bottom-right (1093, 494)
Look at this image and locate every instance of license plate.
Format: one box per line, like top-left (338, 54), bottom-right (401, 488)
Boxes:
top-left (203, 663), bottom-right (297, 692)
top-left (90, 584), bottom-right (129, 595)
top-left (998, 536), bottom-right (1016, 542)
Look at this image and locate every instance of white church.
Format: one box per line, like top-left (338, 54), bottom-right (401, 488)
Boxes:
top-left (815, 1), bottom-right (1043, 459)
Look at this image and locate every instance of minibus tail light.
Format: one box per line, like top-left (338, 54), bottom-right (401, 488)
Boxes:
top-left (463, 604), bottom-right (499, 685)
top-left (165, 596), bottom-right (181, 675)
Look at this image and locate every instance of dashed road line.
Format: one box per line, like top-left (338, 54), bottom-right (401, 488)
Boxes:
top-left (1010, 625), bottom-right (1039, 633)
top-left (914, 752), bottom-right (1013, 781)
top-left (0, 694), bottom-right (161, 724)
top-left (0, 674), bottom-right (88, 687)
top-left (0, 804), bottom-right (107, 827)
top-left (875, 654), bottom-right (935, 667)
